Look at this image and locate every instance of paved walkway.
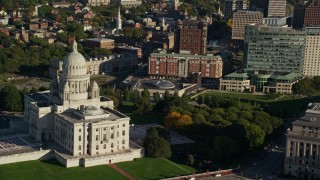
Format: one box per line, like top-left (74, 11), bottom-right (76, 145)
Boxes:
top-left (108, 164), bottom-right (136, 180)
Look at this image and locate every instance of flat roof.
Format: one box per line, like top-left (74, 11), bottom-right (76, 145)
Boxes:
top-left (86, 38), bottom-right (114, 43)
top-left (57, 107), bottom-right (128, 124)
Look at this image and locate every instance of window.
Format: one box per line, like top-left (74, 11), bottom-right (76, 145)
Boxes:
top-left (104, 144), bottom-right (106, 149)
top-left (79, 136), bottom-right (81, 141)
top-left (79, 129), bottom-right (81, 132)
top-left (78, 145), bottom-right (81, 150)
top-left (123, 123), bottom-right (125, 127)
top-left (111, 143), bottom-right (114, 148)
top-left (122, 130), bottom-right (125, 136)
top-left (122, 140), bottom-right (125, 144)
top-left (103, 134), bottom-right (107, 141)
top-left (111, 134), bottom-right (114, 139)
top-left (96, 145), bottom-right (99, 150)
top-left (96, 135), bottom-right (99, 140)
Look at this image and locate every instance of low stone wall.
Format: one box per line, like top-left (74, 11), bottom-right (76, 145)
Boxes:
top-left (83, 148), bottom-right (144, 167)
top-left (54, 151), bottom-right (80, 168)
top-left (0, 149), bottom-right (52, 165)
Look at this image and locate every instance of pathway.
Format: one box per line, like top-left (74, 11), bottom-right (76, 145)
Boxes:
top-left (108, 164), bottom-right (137, 180)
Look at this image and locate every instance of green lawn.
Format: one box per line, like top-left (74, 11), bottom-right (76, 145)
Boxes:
top-left (118, 102), bottom-right (165, 125)
top-left (202, 91), bottom-right (320, 118)
top-left (0, 159), bottom-right (127, 180)
top-left (117, 157), bottom-right (195, 180)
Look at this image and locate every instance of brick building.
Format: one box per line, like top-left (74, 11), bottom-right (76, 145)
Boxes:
top-left (175, 20), bottom-right (208, 55)
top-left (86, 38), bottom-right (115, 49)
top-left (148, 50), bottom-right (223, 79)
top-left (232, 10), bottom-right (263, 40)
top-left (304, 0), bottom-right (320, 27)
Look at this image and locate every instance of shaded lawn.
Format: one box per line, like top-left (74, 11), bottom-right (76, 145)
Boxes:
top-left (118, 102), bottom-right (165, 125)
top-left (117, 157), bottom-right (195, 180)
top-left (0, 159), bottom-right (126, 180)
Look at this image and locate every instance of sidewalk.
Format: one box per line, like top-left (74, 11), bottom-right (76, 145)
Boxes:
top-left (108, 164), bottom-right (137, 180)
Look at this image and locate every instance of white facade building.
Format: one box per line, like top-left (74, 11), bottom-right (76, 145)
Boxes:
top-left (23, 40), bottom-right (143, 167)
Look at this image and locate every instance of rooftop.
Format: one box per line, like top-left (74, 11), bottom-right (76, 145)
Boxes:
top-left (86, 38), bottom-right (114, 43)
top-left (57, 107), bottom-right (128, 124)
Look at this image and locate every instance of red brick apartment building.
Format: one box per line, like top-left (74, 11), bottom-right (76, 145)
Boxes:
top-left (149, 50), bottom-right (223, 79)
top-left (175, 20), bottom-right (208, 55)
top-left (86, 38), bottom-right (115, 49)
top-left (304, 0), bottom-right (320, 26)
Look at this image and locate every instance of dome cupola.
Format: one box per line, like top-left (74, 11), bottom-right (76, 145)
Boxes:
top-left (62, 40), bottom-right (87, 76)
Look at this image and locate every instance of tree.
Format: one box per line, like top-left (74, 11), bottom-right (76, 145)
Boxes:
top-left (164, 112), bottom-right (193, 128)
top-left (245, 124), bottom-right (265, 148)
top-left (153, 92), bottom-right (161, 103)
top-left (212, 136), bottom-right (240, 161)
top-left (144, 127), bottom-right (172, 158)
top-left (196, 95), bottom-right (203, 105)
top-left (134, 88), bottom-right (152, 114)
top-left (208, 114), bottom-right (231, 128)
top-left (0, 85), bottom-right (22, 111)
top-left (122, 87), bottom-right (131, 101)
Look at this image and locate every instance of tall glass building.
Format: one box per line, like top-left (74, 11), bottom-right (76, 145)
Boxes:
top-left (244, 24), bottom-right (306, 74)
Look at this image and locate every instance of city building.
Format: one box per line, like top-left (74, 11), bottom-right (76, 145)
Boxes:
top-left (304, 0), bottom-right (320, 27)
top-left (87, 0), bottom-right (110, 6)
top-left (224, 0), bottom-right (247, 20)
top-left (86, 38), bottom-right (115, 49)
top-left (113, 46), bottom-right (142, 58)
top-left (112, 0), bottom-right (142, 7)
top-left (219, 72), bottom-right (302, 94)
top-left (219, 72), bottom-right (254, 92)
top-left (243, 24), bottom-right (306, 74)
top-left (23, 41), bottom-right (143, 167)
top-left (148, 49), bottom-right (223, 79)
top-left (267, 0), bottom-right (287, 18)
top-left (263, 17), bottom-right (287, 27)
top-left (175, 20), bottom-right (208, 55)
top-left (232, 10), bottom-right (263, 40)
top-left (285, 103), bottom-right (320, 179)
top-left (292, 3), bottom-right (305, 29)
top-left (303, 27), bottom-right (320, 77)
top-left (149, 31), bottom-right (175, 50)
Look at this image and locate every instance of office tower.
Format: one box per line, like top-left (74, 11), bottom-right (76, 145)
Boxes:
top-left (175, 20), bottom-right (208, 55)
top-left (292, 3), bottom-right (306, 29)
top-left (303, 27), bottom-right (320, 77)
top-left (224, 0), bottom-right (247, 20)
top-left (243, 24), bottom-right (306, 73)
top-left (267, 0), bottom-right (286, 17)
top-left (232, 10), bottom-right (263, 40)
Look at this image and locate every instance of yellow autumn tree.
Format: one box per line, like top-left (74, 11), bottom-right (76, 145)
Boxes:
top-left (164, 112), bottom-right (193, 128)
top-left (177, 114), bottom-right (193, 127)
top-left (164, 111), bottom-right (181, 128)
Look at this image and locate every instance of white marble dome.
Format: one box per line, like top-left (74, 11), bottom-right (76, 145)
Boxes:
top-left (62, 40), bottom-right (87, 76)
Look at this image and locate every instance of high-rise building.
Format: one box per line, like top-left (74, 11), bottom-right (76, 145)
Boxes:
top-left (148, 49), bottom-right (224, 79)
top-left (304, 0), bottom-right (320, 27)
top-left (284, 103), bottom-right (320, 179)
top-left (250, 0), bottom-right (268, 17)
top-left (224, 0), bottom-right (247, 20)
top-left (87, 0), bottom-right (110, 6)
top-left (243, 24), bottom-right (306, 74)
top-left (303, 27), bottom-right (320, 77)
top-left (292, 3), bottom-right (306, 29)
top-left (232, 10), bottom-right (263, 40)
top-left (267, 0), bottom-right (287, 17)
top-left (175, 20), bottom-right (208, 55)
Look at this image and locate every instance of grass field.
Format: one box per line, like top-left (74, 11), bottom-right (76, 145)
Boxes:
top-left (118, 101), bottom-right (165, 125)
top-left (0, 159), bottom-right (127, 180)
top-left (202, 91), bottom-right (320, 118)
top-left (117, 157), bottom-right (195, 179)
